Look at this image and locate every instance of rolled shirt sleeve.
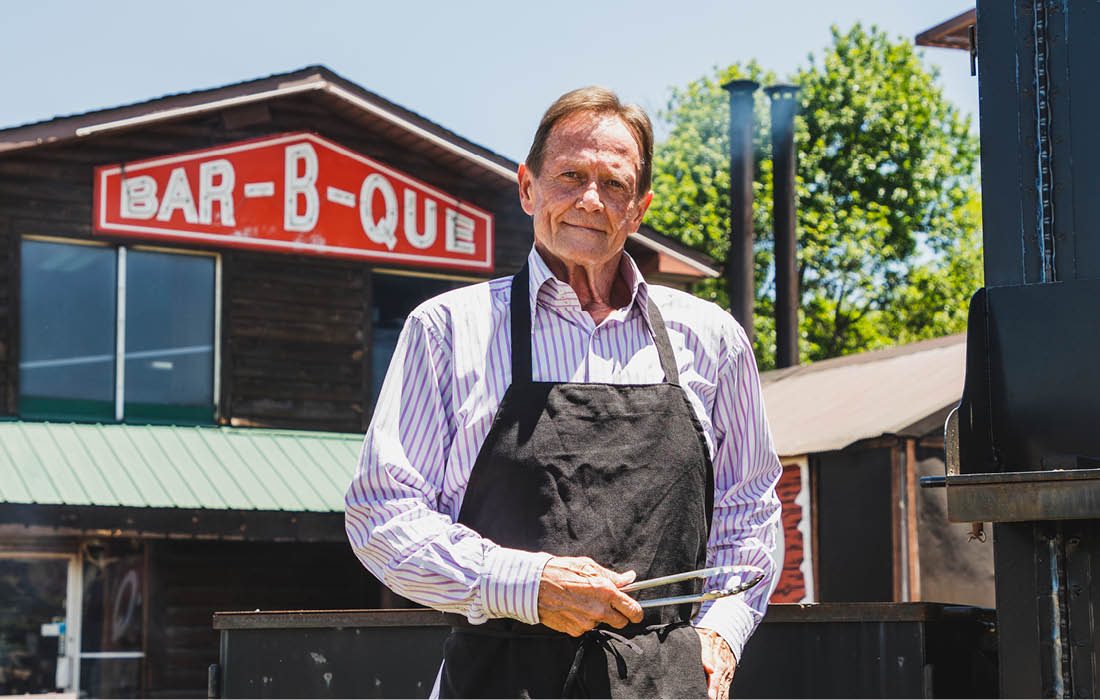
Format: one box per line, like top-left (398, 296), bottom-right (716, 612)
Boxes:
top-left (344, 312), bottom-right (551, 625)
top-left (692, 321), bottom-right (784, 662)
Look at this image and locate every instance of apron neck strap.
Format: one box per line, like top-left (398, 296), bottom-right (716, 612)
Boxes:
top-left (510, 262), bottom-right (681, 385)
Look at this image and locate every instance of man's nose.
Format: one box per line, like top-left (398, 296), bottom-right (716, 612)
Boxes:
top-left (576, 182), bottom-right (604, 211)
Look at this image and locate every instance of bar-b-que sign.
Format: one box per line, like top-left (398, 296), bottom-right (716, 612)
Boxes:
top-left (94, 132), bottom-right (494, 272)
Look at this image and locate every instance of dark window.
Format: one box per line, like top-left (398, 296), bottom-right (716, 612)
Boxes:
top-left (124, 250), bottom-right (215, 424)
top-left (20, 239), bottom-right (217, 424)
top-left (20, 241), bottom-right (117, 421)
top-left (370, 273), bottom-right (465, 404)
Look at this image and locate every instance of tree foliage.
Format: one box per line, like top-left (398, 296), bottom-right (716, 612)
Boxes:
top-left (646, 24), bottom-right (983, 368)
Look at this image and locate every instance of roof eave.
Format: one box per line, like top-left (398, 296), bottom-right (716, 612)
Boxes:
top-left (915, 8), bottom-right (976, 50)
top-left (628, 230), bottom-right (721, 278)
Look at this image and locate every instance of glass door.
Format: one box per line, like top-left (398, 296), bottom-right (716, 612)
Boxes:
top-left (0, 553), bottom-right (80, 696)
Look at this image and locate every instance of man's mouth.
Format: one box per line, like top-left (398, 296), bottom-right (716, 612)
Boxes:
top-left (562, 221), bottom-right (606, 234)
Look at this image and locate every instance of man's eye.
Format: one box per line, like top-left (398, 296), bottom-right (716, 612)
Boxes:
top-left (606, 179), bottom-right (626, 190)
top-left (561, 171), bottom-right (583, 181)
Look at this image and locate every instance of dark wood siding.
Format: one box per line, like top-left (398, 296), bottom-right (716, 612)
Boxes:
top-left (225, 252), bottom-right (367, 431)
top-left (145, 540), bottom-right (378, 698)
top-left (0, 94), bottom-right (533, 430)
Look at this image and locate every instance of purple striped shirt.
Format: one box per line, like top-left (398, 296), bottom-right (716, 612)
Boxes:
top-left (345, 247), bottom-right (783, 660)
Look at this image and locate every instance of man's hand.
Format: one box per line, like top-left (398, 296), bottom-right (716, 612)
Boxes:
top-left (697, 627), bottom-right (736, 700)
top-left (537, 556), bottom-right (644, 636)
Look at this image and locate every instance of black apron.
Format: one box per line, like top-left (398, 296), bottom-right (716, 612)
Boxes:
top-left (440, 263), bottom-right (715, 699)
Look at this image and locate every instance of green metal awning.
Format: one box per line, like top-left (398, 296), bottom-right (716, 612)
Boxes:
top-left (0, 422), bottom-right (362, 540)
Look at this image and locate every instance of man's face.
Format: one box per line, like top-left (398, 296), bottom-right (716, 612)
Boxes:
top-left (518, 112), bottom-right (653, 270)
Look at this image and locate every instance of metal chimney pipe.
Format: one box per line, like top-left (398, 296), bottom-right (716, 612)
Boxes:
top-left (722, 79), bottom-right (759, 341)
top-left (765, 84), bottom-right (801, 368)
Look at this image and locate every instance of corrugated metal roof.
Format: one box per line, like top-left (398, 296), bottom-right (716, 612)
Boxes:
top-left (0, 422), bottom-right (360, 512)
top-left (762, 334), bottom-right (966, 457)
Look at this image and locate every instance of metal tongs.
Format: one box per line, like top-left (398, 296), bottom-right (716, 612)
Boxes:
top-left (621, 565), bottom-right (766, 609)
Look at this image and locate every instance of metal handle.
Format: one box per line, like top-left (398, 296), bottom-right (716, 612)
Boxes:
top-left (622, 565), bottom-right (766, 609)
top-left (637, 572), bottom-right (766, 609)
top-left (621, 565), bottom-right (744, 593)
top-left (920, 476), bottom-right (947, 489)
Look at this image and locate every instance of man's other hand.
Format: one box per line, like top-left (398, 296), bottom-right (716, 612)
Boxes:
top-left (536, 556), bottom-right (644, 636)
top-left (697, 627), bottom-right (736, 700)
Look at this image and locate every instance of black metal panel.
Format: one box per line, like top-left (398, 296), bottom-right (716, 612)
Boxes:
top-left (219, 626), bottom-right (446, 698)
top-left (1045, 1), bottom-right (1077, 283)
top-left (993, 523), bottom-right (1046, 698)
top-left (975, 0), bottom-right (1036, 287)
top-left (985, 280), bottom-right (1100, 470)
top-left (734, 620), bottom-right (926, 698)
top-left (815, 449), bottom-right (894, 601)
top-left (1064, 0), bottom-right (1100, 279)
top-left (734, 609), bottom-right (996, 698)
top-left (1065, 522), bottom-right (1099, 696)
top-left (976, 0), bottom-right (1100, 285)
top-left (992, 521), bottom-right (1100, 698)
top-left (956, 289), bottom-right (994, 475)
top-left (750, 610), bottom-right (982, 698)
top-left (955, 281), bottom-right (1100, 475)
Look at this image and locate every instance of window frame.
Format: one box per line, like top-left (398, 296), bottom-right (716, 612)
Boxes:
top-left (367, 267), bottom-right (483, 414)
top-left (20, 235), bottom-right (222, 424)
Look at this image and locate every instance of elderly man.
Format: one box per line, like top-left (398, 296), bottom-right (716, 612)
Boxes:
top-left (346, 87), bottom-right (782, 699)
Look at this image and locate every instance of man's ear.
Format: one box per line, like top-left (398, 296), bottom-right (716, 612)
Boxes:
top-left (632, 190), bottom-right (654, 229)
top-left (517, 163), bottom-right (536, 215)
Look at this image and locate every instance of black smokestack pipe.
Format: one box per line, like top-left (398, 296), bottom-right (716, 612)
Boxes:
top-left (722, 79), bottom-right (759, 341)
top-left (765, 84), bottom-right (801, 368)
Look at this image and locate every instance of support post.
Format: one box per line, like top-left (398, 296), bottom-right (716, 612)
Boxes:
top-left (765, 84), bottom-right (800, 368)
top-left (722, 79), bottom-right (759, 340)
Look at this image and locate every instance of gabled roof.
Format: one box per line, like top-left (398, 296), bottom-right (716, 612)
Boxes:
top-left (0, 65), bottom-right (518, 180)
top-left (762, 334), bottom-right (966, 456)
top-left (0, 65), bottom-right (719, 278)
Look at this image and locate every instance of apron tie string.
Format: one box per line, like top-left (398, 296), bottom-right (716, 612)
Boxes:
top-left (561, 629), bottom-right (643, 697)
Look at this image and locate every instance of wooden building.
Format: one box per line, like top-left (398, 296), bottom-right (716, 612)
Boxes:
top-left (761, 333), bottom-right (995, 609)
top-left (0, 66), bottom-right (719, 697)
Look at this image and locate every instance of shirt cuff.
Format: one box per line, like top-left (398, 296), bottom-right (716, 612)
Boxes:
top-left (479, 546), bottom-right (553, 625)
top-left (693, 596), bottom-right (759, 662)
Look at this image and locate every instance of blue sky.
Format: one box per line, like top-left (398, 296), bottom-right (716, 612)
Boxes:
top-left (1, 1), bottom-right (977, 162)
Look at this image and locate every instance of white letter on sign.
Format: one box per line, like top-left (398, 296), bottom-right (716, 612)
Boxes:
top-left (285, 144), bottom-right (319, 232)
top-left (199, 159), bottom-right (236, 226)
top-left (445, 209), bottom-right (476, 255)
top-left (156, 167), bottom-right (199, 223)
top-left (121, 175), bottom-right (158, 220)
top-left (359, 174), bottom-right (398, 250)
top-left (404, 190), bottom-right (437, 249)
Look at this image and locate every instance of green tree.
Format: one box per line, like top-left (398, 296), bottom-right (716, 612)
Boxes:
top-left (646, 24), bottom-right (982, 368)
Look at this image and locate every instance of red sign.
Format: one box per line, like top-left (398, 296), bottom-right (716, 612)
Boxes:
top-left (94, 132), bottom-right (495, 272)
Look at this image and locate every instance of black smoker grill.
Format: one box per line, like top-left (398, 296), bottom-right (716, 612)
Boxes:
top-left (915, 0), bottom-right (1100, 695)
top-left (211, 604), bottom-right (995, 698)
top-left (929, 0), bottom-right (1100, 697)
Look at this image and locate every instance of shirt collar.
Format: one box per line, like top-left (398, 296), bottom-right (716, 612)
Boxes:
top-left (524, 246), bottom-right (654, 330)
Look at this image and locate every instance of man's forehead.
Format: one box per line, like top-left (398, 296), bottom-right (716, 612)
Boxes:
top-left (543, 112), bottom-right (641, 166)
